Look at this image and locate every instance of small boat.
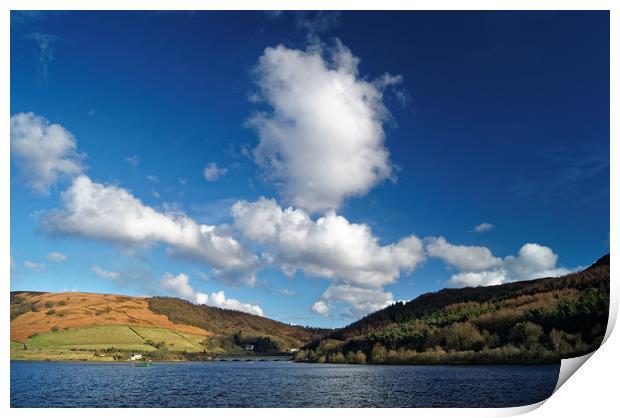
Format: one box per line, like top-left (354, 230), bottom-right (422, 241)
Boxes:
top-left (134, 362), bottom-right (152, 367)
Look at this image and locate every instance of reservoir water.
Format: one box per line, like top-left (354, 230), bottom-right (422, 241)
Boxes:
top-left (10, 360), bottom-right (559, 408)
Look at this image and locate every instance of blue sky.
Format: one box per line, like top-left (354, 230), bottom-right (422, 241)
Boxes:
top-left (10, 11), bottom-right (609, 327)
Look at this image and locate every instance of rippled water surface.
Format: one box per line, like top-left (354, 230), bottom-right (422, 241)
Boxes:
top-left (11, 360), bottom-right (559, 408)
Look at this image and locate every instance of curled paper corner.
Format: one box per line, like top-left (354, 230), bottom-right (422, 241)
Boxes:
top-left (553, 351), bottom-right (595, 394)
top-left (603, 291), bottom-right (617, 345)
top-left (502, 356), bottom-right (598, 418)
top-left (552, 289), bottom-right (616, 395)
top-left (498, 400), bottom-right (547, 416)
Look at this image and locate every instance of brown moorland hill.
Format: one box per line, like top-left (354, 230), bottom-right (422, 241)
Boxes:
top-left (10, 291), bottom-right (209, 342)
top-left (11, 292), bottom-right (329, 351)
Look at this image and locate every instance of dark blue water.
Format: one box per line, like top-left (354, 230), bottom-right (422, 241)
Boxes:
top-left (11, 360), bottom-right (559, 408)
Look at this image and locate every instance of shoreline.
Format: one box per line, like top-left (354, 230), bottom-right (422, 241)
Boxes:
top-left (9, 356), bottom-right (564, 366)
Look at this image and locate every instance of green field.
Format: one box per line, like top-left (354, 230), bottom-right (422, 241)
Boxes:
top-left (11, 325), bottom-right (209, 360)
top-left (130, 326), bottom-right (207, 352)
top-left (11, 340), bottom-right (26, 350)
top-left (26, 325), bottom-right (152, 350)
top-left (10, 348), bottom-right (117, 361)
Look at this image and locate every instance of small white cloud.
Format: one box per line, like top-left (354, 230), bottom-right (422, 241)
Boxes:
top-left (179, 177), bottom-right (188, 186)
top-left (24, 260), bottom-right (46, 272)
top-left (449, 270), bottom-right (506, 287)
top-left (46, 252), bottom-right (67, 262)
top-left (91, 265), bottom-right (120, 280)
top-left (160, 272), bottom-right (263, 316)
top-left (312, 301), bottom-right (330, 316)
top-left (503, 243), bottom-right (571, 280)
top-left (207, 290), bottom-right (264, 316)
top-left (161, 272), bottom-right (194, 298)
top-left (10, 112), bottom-right (84, 194)
top-left (425, 236), bottom-right (502, 271)
top-left (203, 162), bottom-right (228, 182)
top-left (474, 222), bottom-right (495, 233)
top-left (146, 175), bottom-right (159, 183)
top-left (315, 284), bottom-right (394, 318)
top-left (126, 154), bottom-right (140, 167)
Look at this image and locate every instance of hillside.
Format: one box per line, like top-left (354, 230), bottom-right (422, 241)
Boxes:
top-left (295, 254), bottom-right (610, 365)
top-left (10, 291), bottom-right (329, 361)
top-left (10, 292), bottom-right (210, 342)
top-left (10, 254), bottom-right (610, 364)
top-left (148, 297), bottom-right (329, 349)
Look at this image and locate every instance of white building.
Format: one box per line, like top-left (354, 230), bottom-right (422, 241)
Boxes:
top-left (130, 354), bottom-right (143, 361)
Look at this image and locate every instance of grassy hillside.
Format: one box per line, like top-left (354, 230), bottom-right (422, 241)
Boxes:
top-left (10, 291), bottom-right (329, 361)
top-left (295, 254), bottom-right (610, 365)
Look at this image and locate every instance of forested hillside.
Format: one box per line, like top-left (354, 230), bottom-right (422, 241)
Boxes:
top-left (295, 254), bottom-right (610, 365)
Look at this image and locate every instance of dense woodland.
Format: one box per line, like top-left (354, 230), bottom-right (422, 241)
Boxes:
top-left (294, 254), bottom-right (610, 365)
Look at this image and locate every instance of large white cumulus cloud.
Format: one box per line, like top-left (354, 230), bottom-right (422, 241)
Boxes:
top-left (250, 41), bottom-right (399, 213)
top-left (161, 272), bottom-right (263, 316)
top-left (42, 175), bottom-right (259, 286)
top-left (232, 197), bottom-right (424, 317)
top-left (232, 197), bottom-right (425, 288)
top-left (11, 112), bottom-right (84, 194)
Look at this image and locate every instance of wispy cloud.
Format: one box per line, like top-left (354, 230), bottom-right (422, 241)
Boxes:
top-left (512, 145), bottom-right (609, 201)
top-left (46, 252), bottom-right (68, 262)
top-left (203, 162), bottom-right (227, 182)
top-left (24, 260), bottom-right (46, 272)
top-left (126, 154), bottom-right (140, 167)
top-left (11, 11), bottom-right (43, 25)
top-left (27, 32), bottom-right (60, 82)
top-left (295, 11), bottom-right (341, 36)
top-left (277, 287), bottom-right (297, 296)
top-left (91, 265), bottom-right (120, 280)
